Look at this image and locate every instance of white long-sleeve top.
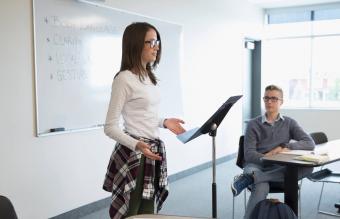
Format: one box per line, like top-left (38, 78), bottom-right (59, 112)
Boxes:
top-left (104, 70), bottom-right (165, 151)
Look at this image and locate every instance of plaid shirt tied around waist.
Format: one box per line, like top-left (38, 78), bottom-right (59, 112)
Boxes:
top-left (103, 135), bottom-right (169, 219)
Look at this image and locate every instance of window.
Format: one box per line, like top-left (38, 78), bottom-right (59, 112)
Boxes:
top-left (262, 6), bottom-right (340, 109)
top-left (311, 36), bottom-right (340, 108)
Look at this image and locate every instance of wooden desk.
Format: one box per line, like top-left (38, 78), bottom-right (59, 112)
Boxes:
top-left (262, 139), bottom-right (340, 216)
top-left (126, 214), bottom-right (212, 219)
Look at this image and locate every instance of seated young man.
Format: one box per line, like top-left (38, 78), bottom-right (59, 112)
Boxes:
top-left (231, 85), bottom-right (315, 219)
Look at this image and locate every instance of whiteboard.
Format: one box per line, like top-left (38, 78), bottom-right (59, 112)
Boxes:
top-left (33, 0), bottom-right (183, 136)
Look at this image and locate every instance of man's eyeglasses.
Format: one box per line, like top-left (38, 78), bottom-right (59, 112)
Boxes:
top-left (263, 96), bottom-right (282, 102)
top-left (145, 39), bottom-right (160, 48)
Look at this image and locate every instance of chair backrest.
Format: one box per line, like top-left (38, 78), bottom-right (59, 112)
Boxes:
top-left (236, 135), bottom-right (285, 193)
top-left (0, 196), bottom-right (18, 219)
top-left (236, 135), bottom-right (245, 169)
top-left (309, 132), bottom-right (328, 145)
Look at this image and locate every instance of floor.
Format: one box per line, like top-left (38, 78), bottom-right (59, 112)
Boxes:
top-left (79, 158), bottom-right (340, 219)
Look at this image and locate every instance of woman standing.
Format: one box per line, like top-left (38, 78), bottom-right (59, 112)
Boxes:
top-left (103, 22), bottom-right (185, 219)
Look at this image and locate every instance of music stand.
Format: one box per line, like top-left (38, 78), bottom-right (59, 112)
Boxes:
top-left (177, 95), bottom-right (242, 218)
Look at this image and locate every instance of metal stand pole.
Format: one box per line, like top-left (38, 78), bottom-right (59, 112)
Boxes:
top-left (210, 123), bottom-right (217, 218)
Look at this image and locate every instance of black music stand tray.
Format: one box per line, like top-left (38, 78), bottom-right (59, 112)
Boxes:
top-left (177, 95), bottom-right (242, 218)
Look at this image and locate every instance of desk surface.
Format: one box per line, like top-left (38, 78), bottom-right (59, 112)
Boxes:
top-left (262, 139), bottom-right (340, 166)
top-left (126, 214), bottom-right (212, 219)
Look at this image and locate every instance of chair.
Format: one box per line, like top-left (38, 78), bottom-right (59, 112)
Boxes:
top-left (310, 132), bottom-right (328, 145)
top-left (232, 136), bottom-right (301, 219)
top-left (0, 195), bottom-right (18, 219)
top-left (308, 132), bottom-right (340, 217)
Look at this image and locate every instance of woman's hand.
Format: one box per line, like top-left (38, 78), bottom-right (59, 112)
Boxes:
top-left (136, 141), bottom-right (162, 160)
top-left (163, 118), bottom-right (186, 135)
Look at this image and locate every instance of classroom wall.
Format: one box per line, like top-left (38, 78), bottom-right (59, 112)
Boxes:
top-left (282, 109), bottom-right (340, 140)
top-left (0, 0), bottom-right (263, 218)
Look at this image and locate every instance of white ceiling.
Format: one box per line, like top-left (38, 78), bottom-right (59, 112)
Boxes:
top-left (247, 0), bottom-right (340, 8)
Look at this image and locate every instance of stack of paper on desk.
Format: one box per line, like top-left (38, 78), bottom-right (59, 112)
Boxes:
top-left (279, 150), bottom-right (329, 164)
top-left (280, 149), bottom-right (328, 156)
top-left (293, 154), bottom-right (330, 164)
top-left (280, 150), bottom-right (314, 156)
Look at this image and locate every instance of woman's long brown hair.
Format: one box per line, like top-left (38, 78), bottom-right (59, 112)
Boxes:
top-left (116, 22), bottom-right (162, 85)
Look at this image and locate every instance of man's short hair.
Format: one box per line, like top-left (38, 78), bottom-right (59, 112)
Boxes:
top-left (265, 84), bottom-right (283, 98)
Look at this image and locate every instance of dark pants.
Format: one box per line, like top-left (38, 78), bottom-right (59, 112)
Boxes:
top-left (243, 163), bottom-right (313, 219)
top-left (125, 156), bottom-right (157, 217)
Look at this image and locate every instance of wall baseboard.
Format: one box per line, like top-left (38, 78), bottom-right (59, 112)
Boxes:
top-left (50, 197), bottom-right (111, 219)
top-left (168, 153), bottom-right (236, 182)
top-left (50, 153), bottom-right (236, 219)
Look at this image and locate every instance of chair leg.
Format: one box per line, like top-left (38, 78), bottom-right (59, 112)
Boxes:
top-left (232, 195), bottom-right (235, 219)
top-left (232, 189), bottom-right (247, 219)
top-left (317, 182), bottom-right (340, 217)
top-left (298, 179), bottom-right (302, 219)
top-left (244, 189), bottom-right (247, 210)
top-left (317, 182), bottom-right (325, 212)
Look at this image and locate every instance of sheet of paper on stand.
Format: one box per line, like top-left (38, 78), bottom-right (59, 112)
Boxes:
top-left (176, 127), bottom-right (200, 143)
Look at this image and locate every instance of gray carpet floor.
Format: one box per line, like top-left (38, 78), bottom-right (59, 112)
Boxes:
top-left (79, 158), bottom-right (340, 219)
